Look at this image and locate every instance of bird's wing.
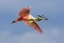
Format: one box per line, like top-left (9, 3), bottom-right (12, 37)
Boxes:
top-left (23, 19), bottom-right (44, 34)
top-left (19, 7), bottom-right (30, 17)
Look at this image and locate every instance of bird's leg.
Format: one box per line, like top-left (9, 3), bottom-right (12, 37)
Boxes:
top-left (35, 15), bottom-right (44, 22)
top-left (37, 15), bottom-right (49, 21)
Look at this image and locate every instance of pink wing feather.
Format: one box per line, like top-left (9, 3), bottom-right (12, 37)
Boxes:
top-left (23, 20), bottom-right (44, 34)
top-left (19, 6), bottom-right (30, 17)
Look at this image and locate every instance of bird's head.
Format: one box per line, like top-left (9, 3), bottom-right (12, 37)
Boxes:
top-left (12, 18), bottom-right (22, 24)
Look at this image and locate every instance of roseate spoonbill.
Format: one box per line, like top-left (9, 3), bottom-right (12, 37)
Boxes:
top-left (12, 6), bottom-right (44, 34)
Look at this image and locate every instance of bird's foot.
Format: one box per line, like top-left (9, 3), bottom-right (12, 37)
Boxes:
top-left (38, 15), bottom-right (49, 21)
top-left (44, 18), bottom-right (49, 21)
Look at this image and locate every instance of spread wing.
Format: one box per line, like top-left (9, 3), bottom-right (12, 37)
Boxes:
top-left (23, 19), bottom-right (44, 34)
top-left (19, 6), bottom-right (30, 17)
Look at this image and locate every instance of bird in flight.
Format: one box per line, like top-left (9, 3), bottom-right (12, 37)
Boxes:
top-left (12, 6), bottom-right (46, 34)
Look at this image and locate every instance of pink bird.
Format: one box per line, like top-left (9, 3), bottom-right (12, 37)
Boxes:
top-left (12, 6), bottom-right (44, 34)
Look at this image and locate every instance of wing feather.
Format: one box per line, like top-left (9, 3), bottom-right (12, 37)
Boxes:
top-left (23, 19), bottom-right (44, 34)
top-left (19, 7), bottom-right (30, 17)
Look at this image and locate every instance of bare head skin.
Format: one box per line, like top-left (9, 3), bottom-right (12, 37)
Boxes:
top-left (12, 18), bottom-right (22, 24)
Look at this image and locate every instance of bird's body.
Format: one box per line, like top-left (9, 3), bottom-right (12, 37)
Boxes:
top-left (12, 6), bottom-right (44, 34)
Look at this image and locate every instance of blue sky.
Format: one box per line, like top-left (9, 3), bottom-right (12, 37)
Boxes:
top-left (0, 0), bottom-right (64, 43)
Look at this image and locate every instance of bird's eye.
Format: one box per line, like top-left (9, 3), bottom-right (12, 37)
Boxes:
top-left (18, 18), bottom-right (21, 21)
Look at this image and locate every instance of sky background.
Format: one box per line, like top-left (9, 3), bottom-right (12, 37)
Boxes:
top-left (0, 0), bottom-right (64, 43)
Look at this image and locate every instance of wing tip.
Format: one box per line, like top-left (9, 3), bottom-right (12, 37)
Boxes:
top-left (40, 31), bottom-right (44, 34)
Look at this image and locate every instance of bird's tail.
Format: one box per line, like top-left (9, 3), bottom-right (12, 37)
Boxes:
top-left (28, 20), bottom-right (33, 24)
